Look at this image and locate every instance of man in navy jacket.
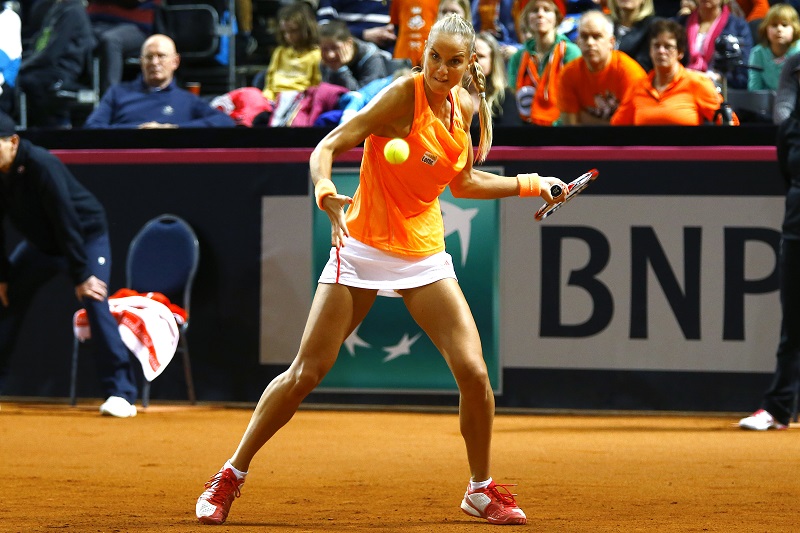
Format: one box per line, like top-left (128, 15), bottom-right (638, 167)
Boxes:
top-left (0, 111), bottom-right (139, 417)
top-left (84, 34), bottom-right (234, 128)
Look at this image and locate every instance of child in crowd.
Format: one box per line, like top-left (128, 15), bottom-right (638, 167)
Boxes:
top-left (262, 2), bottom-right (321, 124)
top-left (319, 20), bottom-right (388, 91)
top-left (748, 3), bottom-right (800, 91)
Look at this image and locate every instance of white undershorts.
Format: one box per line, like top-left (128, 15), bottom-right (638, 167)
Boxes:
top-left (318, 238), bottom-right (457, 297)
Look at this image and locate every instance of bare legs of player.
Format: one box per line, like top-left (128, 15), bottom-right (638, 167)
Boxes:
top-left (401, 278), bottom-right (494, 482)
top-left (229, 283), bottom-right (377, 471)
top-left (227, 278), bottom-right (494, 483)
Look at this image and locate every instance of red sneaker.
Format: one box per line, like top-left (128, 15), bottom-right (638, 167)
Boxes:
top-left (195, 467), bottom-right (244, 525)
top-left (461, 481), bottom-right (527, 525)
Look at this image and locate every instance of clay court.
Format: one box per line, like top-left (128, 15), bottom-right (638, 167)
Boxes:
top-left (1, 401), bottom-right (797, 532)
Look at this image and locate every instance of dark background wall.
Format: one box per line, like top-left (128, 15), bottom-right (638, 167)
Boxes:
top-left (0, 126), bottom-right (780, 411)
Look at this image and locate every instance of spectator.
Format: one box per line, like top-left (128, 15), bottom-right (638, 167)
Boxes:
top-left (235, 0), bottom-right (258, 59)
top-left (473, 31), bottom-right (521, 124)
top-left (317, 0), bottom-right (396, 52)
top-left (21, 0), bottom-right (53, 42)
top-left (735, 0), bottom-right (768, 22)
top-left (0, 1), bottom-right (22, 116)
top-left (607, 0), bottom-right (658, 71)
top-left (611, 18), bottom-right (738, 124)
top-left (0, 111), bottom-right (139, 418)
top-left (261, 2), bottom-right (321, 125)
top-left (677, 0), bottom-right (696, 16)
top-left (84, 34), bottom-right (234, 128)
top-left (677, 0), bottom-right (752, 89)
top-left (17, 0), bottom-right (97, 128)
top-left (391, 0), bottom-right (439, 66)
top-left (748, 3), bottom-right (800, 91)
top-left (86, 0), bottom-right (159, 93)
top-left (319, 19), bottom-right (388, 90)
top-left (439, 0), bottom-right (472, 21)
top-left (512, 0), bottom-right (567, 41)
top-left (559, 10), bottom-right (647, 124)
top-left (738, 52), bottom-right (800, 432)
top-left (507, 0), bottom-right (581, 125)
top-left (774, 48), bottom-right (800, 124)
top-left (473, 0), bottom-right (522, 58)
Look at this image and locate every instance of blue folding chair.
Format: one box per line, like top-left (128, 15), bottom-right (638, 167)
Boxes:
top-left (70, 214), bottom-right (200, 407)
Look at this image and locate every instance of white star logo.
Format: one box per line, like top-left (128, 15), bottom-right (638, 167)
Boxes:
top-left (343, 324), bottom-right (371, 356)
top-left (382, 332), bottom-right (422, 363)
top-left (441, 201), bottom-right (478, 266)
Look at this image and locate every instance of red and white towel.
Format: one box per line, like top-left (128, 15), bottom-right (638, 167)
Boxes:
top-left (73, 289), bottom-right (188, 382)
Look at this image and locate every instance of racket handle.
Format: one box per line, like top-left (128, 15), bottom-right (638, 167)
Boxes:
top-left (550, 184), bottom-right (562, 197)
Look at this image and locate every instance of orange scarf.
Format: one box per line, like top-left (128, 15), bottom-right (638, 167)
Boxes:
top-left (515, 41), bottom-right (566, 125)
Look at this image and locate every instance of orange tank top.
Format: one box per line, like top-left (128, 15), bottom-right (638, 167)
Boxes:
top-left (346, 72), bottom-right (470, 257)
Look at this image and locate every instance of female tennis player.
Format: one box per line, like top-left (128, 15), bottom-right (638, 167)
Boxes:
top-left (196, 14), bottom-right (567, 527)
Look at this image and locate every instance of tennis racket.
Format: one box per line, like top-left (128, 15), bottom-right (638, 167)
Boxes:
top-left (534, 169), bottom-right (599, 221)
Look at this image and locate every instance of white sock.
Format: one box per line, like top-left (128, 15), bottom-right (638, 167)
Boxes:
top-left (469, 477), bottom-right (492, 491)
top-left (225, 460), bottom-right (247, 480)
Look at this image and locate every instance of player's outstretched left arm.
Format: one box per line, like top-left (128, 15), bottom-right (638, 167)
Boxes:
top-left (448, 87), bottom-right (566, 203)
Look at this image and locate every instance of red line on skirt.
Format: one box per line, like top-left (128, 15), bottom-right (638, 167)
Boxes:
top-left (335, 247), bottom-right (341, 284)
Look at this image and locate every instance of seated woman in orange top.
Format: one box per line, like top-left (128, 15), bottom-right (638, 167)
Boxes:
top-left (195, 13), bottom-right (569, 528)
top-left (611, 18), bottom-right (738, 125)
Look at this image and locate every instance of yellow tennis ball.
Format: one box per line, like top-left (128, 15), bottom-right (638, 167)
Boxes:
top-left (384, 138), bottom-right (410, 165)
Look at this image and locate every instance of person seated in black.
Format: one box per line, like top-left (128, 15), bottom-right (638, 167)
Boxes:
top-left (17, 0), bottom-right (96, 128)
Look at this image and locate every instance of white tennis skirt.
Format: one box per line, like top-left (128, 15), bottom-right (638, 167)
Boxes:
top-left (318, 238), bottom-right (457, 297)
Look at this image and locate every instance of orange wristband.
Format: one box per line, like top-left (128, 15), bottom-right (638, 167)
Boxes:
top-left (314, 178), bottom-right (337, 210)
top-left (517, 175), bottom-right (541, 197)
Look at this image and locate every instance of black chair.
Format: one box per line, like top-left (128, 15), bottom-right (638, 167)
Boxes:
top-left (155, 0), bottom-right (237, 94)
top-left (52, 55), bottom-right (101, 108)
top-left (70, 214), bottom-right (200, 408)
top-left (726, 88), bottom-right (775, 123)
top-left (13, 89), bottom-right (27, 131)
top-left (16, 54), bottom-right (101, 129)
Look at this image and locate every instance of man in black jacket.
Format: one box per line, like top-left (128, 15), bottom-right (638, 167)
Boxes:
top-left (0, 112), bottom-right (138, 417)
top-left (17, 0), bottom-right (96, 128)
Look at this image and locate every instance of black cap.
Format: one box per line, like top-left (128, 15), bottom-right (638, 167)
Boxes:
top-left (0, 111), bottom-right (17, 137)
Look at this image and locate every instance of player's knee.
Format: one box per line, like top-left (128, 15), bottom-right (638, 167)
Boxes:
top-left (456, 365), bottom-right (491, 395)
top-left (289, 365), bottom-right (325, 396)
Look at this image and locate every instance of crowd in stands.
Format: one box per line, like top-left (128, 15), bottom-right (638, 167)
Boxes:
top-left (1, 0), bottom-right (799, 130)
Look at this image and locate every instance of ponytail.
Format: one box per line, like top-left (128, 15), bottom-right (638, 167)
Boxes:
top-left (470, 61), bottom-right (493, 164)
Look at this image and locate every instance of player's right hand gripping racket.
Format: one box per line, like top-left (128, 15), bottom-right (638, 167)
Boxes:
top-left (534, 168), bottom-right (599, 221)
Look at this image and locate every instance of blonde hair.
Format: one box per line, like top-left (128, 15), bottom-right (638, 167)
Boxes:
top-left (606, 0), bottom-right (655, 24)
top-left (437, 0), bottom-right (472, 23)
top-left (758, 4), bottom-right (800, 46)
top-left (427, 14), bottom-right (493, 163)
top-left (475, 32), bottom-right (506, 118)
top-left (276, 2), bottom-right (318, 50)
